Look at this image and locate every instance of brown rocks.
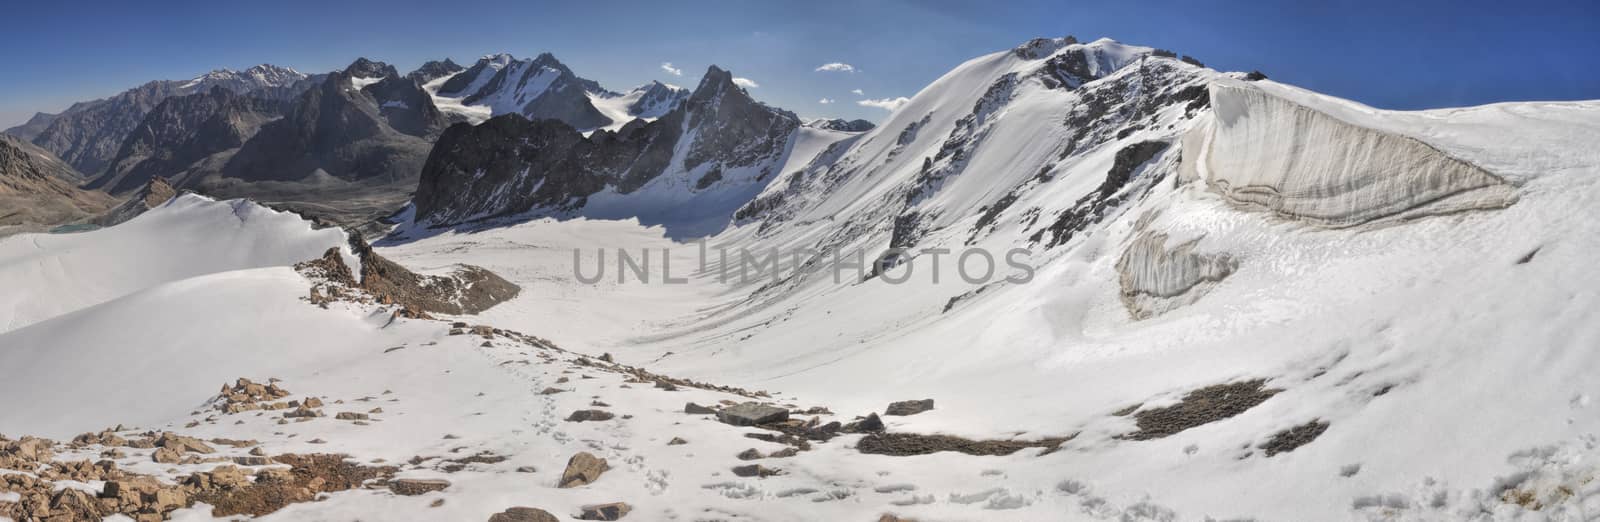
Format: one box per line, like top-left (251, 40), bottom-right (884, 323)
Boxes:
top-left (716, 402), bottom-right (788, 426)
top-left (558, 452), bottom-right (609, 488)
top-left (156, 432), bottom-right (215, 454)
top-left (885, 399), bottom-right (934, 416)
top-left (684, 402), bottom-right (716, 414)
top-left (539, 387), bottom-right (567, 395)
top-left (3, 436), bottom-right (54, 464)
top-left (666, 437), bottom-right (688, 446)
top-left (71, 429), bottom-right (127, 448)
top-left (283, 407), bottom-right (322, 419)
top-left (151, 447), bottom-right (183, 464)
top-left (215, 378), bottom-right (292, 413)
top-left (489, 507), bottom-right (560, 522)
top-left (578, 502), bottom-right (632, 520)
top-left (389, 478), bottom-right (451, 496)
top-left (335, 412), bottom-right (369, 421)
top-left (736, 448), bottom-right (763, 460)
top-left (231, 456), bottom-right (273, 466)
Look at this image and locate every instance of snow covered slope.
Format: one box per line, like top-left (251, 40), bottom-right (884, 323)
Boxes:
top-left (0, 194), bottom-right (350, 333)
top-left (5, 35), bottom-right (1600, 522)
top-left (379, 36), bottom-right (1600, 520)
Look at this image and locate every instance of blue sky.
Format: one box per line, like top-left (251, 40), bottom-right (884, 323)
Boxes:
top-left (4, 0), bottom-right (1597, 128)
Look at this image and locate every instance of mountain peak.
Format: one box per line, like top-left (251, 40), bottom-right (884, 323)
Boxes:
top-left (694, 66), bottom-right (736, 96)
top-left (343, 58), bottom-right (395, 79)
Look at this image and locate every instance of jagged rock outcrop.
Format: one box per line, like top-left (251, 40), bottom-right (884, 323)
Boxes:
top-left (806, 118), bottom-right (876, 132)
top-left (296, 233), bottom-right (520, 315)
top-left (91, 87), bottom-right (283, 195)
top-left (1182, 79), bottom-right (1517, 227)
top-left (413, 65), bottom-right (799, 232)
top-left (0, 134), bottom-right (115, 234)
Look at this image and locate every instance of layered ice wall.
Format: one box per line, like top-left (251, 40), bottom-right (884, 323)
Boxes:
top-left (1183, 79), bottom-right (1517, 227)
top-left (1116, 228), bottom-right (1237, 320)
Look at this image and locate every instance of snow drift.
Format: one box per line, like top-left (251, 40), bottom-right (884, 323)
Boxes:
top-left (1183, 79), bottom-right (1519, 227)
top-left (0, 194), bottom-right (351, 333)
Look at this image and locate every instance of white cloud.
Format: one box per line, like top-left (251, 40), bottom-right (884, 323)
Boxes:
top-left (857, 96), bottom-right (910, 112)
top-left (660, 62), bottom-right (682, 76)
top-left (733, 77), bottom-right (759, 89)
top-left (815, 62), bottom-right (857, 73)
top-left (819, 98), bottom-right (835, 104)
top-left (851, 89), bottom-right (864, 96)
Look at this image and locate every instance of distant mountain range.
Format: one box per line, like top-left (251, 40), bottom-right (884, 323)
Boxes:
top-left (1, 52), bottom-right (862, 234)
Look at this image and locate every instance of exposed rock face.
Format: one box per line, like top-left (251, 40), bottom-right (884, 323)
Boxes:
top-left (221, 58), bottom-right (439, 186)
top-left (296, 233), bottom-right (520, 316)
top-left (2, 111), bottom-right (59, 141)
top-left (406, 59), bottom-right (465, 84)
top-left (346, 234), bottom-right (520, 314)
top-left (438, 53), bottom-right (612, 130)
top-left (24, 65), bottom-right (309, 175)
top-left (806, 118), bottom-right (876, 132)
top-left (93, 176), bottom-right (178, 227)
top-left (413, 65), bottom-right (799, 235)
top-left (91, 86), bottom-right (283, 195)
top-left (0, 134), bottom-right (115, 234)
top-left (1185, 79), bottom-right (1517, 227)
top-left (625, 81), bottom-right (689, 118)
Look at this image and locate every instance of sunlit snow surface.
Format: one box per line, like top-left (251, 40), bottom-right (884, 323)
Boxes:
top-left (3, 38), bottom-right (1600, 521)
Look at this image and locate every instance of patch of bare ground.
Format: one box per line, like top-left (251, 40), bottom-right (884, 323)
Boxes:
top-left (1122, 379), bottom-right (1281, 440)
top-left (856, 432), bottom-right (1071, 457)
top-left (1260, 420), bottom-right (1330, 457)
top-left (195, 453), bottom-right (397, 517)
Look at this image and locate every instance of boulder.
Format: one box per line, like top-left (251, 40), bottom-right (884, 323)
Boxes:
top-left (558, 452), bottom-right (609, 488)
top-left (716, 403), bottom-right (788, 426)
top-left (566, 410), bottom-right (615, 422)
top-left (151, 447), bottom-right (182, 464)
top-left (684, 402), bottom-right (715, 414)
top-left (578, 502), bottom-right (632, 520)
top-left (885, 399), bottom-right (934, 416)
top-left (731, 464), bottom-right (780, 478)
top-left (390, 478), bottom-right (451, 496)
top-left (489, 507), bottom-right (560, 522)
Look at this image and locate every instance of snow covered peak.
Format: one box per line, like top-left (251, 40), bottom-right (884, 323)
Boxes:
top-left (342, 57), bottom-right (397, 80)
top-left (428, 51), bottom-right (613, 129)
top-left (178, 64), bottom-right (309, 93)
top-left (480, 53), bottom-right (517, 66)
